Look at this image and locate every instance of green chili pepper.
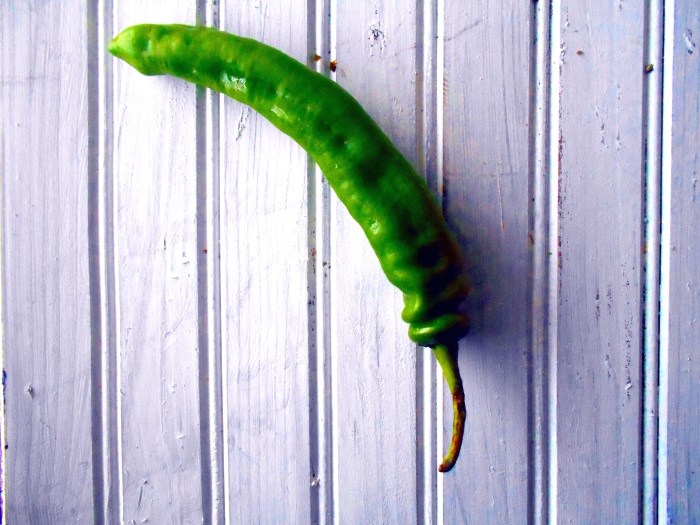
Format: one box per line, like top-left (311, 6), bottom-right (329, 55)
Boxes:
top-left (109, 23), bottom-right (470, 473)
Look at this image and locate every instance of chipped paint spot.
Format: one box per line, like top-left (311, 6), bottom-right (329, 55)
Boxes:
top-left (684, 29), bottom-right (696, 54)
top-left (235, 107), bottom-right (250, 141)
top-left (367, 12), bottom-right (386, 58)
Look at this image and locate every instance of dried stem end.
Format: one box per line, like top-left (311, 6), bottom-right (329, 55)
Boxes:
top-left (432, 343), bottom-right (466, 473)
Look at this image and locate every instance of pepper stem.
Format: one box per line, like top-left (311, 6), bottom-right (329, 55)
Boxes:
top-left (432, 343), bottom-right (466, 473)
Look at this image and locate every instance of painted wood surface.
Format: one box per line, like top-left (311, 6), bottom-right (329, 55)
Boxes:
top-left (661, 1), bottom-right (700, 523)
top-left (220, 3), bottom-right (311, 523)
top-left (332, 3), bottom-right (421, 523)
top-left (1, 2), bottom-right (93, 523)
top-left (2, 1), bottom-right (698, 524)
top-left (555, 1), bottom-right (646, 523)
top-left (441, 1), bottom-right (531, 523)
top-left (113, 2), bottom-right (205, 523)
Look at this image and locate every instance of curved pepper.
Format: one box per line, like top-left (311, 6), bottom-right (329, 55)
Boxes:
top-left (109, 23), bottom-right (470, 472)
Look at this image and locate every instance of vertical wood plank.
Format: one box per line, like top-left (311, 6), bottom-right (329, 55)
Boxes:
top-left (219, 2), bottom-right (312, 522)
top-left (441, 0), bottom-right (531, 522)
top-left (661, 1), bottom-right (700, 522)
top-left (332, 1), bottom-right (419, 523)
top-left (554, 1), bottom-right (646, 522)
top-left (0, 1), bottom-right (93, 521)
top-left (111, 3), bottom-right (204, 522)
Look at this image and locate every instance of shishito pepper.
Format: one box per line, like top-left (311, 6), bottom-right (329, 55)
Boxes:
top-left (109, 23), bottom-right (470, 472)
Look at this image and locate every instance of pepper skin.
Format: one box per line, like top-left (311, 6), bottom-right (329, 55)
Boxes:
top-left (109, 23), bottom-right (470, 473)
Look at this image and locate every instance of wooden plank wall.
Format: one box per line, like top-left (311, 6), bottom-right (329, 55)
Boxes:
top-left (1, 0), bottom-right (698, 523)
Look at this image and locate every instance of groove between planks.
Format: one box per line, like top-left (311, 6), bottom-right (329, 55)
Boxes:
top-left (528, 0), bottom-right (555, 523)
top-left (640, 0), bottom-right (665, 523)
top-left (87, 0), bottom-right (123, 522)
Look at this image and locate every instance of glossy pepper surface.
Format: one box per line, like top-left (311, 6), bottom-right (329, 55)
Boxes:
top-left (109, 23), bottom-right (470, 472)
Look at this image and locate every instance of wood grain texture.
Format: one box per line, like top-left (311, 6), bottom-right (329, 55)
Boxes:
top-left (220, 2), bottom-right (312, 523)
top-left (2, 0), bottom-right (699, 523)
top-left (441, 0), bottom-right (531, 522)
top-left (331, 0), bottom-right (421, 522)
top-left (112, 2), bottom-right (203, 522)
top-left (1, 1), bottom-right (93, 521)
top-left (662, 1), bottom-right (700, 522)
top-left (555, 1), bottom-right (646, 522)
